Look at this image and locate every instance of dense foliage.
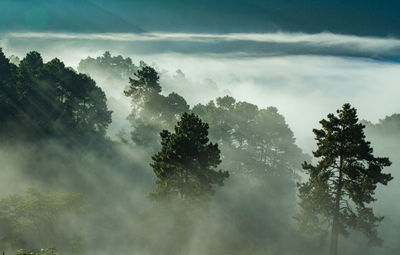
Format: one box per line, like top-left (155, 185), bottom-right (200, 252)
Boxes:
top-left (150, 113), bottom-right (229, 202)
top-left (0, 49), bottom-right (112, 143)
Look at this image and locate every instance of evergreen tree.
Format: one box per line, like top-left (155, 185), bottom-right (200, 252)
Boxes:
top-left (124, 65), bottom-right (189, 149)
top-left (150, 113), bottom-right (229, 202)
top-left (296, 103), bottom-right (393, 255)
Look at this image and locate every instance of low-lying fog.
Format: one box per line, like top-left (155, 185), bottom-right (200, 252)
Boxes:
top-left (1, 31), bottom-right (399, 255)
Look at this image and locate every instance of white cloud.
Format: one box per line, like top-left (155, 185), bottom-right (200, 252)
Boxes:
top-left (3, 31), bottom-right (400, 54)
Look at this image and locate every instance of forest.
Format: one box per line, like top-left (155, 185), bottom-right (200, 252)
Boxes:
top-left (0, 49), bottom-right (399, 255)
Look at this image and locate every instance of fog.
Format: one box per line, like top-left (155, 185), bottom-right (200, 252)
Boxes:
top-left (2, 31), bottom-right (400, 150)
top-left (0, 31), bottom-right (399, 255)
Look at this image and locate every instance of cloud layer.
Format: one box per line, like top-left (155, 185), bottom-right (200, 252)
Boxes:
top-left (3, 31), bottom-right (400, 59)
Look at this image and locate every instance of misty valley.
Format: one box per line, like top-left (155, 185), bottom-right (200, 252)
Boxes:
top-left (0, 48), bottom-right (398, 255)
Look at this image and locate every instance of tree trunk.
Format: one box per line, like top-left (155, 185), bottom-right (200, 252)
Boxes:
top-left (330, 214), bottom-right (339, 255)
top-left (330, 154), bottom-right (343, 255)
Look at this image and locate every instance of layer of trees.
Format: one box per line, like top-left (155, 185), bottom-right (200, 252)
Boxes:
top-left (0, 49), bottom-right (112, 144)
top-left (0, 50), bottom-right (396, 255)
top-left (78, 51), bottom-right (138, 82)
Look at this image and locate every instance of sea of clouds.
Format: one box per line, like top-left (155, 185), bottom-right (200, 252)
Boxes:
top-left (1, 31), bottom-right (400, 152)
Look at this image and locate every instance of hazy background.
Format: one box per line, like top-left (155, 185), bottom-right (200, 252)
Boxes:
top-left (1, 1), bottom-right (399, 254)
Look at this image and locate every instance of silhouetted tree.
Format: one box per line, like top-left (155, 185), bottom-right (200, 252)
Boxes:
top-left (296, 103), bottom-right (393, 255)
top-left (150, 113), bottom-right (229, 202)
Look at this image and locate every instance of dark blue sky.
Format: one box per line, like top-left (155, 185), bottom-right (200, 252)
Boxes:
top-left (1, 0), bottom-right (400, 36)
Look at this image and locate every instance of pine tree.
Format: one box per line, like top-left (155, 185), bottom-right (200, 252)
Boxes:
top-left (124, 64), bottom-right (189, 149)
top-left (150, 112), bottom-right (229, 203)
top-left (296, 103), bottom-right (393, 255)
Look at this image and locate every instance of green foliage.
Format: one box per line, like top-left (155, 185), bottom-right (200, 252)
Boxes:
top-left (0, 189), bottom-right (86, 252)
top-left (150, 113), bottom-right (229, 202)
top-left (296, 104), bottom-right (393, 254)
top-left (0, 49), bottom-right (112, 143)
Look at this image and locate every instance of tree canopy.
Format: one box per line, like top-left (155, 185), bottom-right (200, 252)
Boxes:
top-left (150, 112), bottom-right (229, 202)
top-left (296, 103), bottom-right (393, 255)
top-left (0, 49), bottom-right (112, 143)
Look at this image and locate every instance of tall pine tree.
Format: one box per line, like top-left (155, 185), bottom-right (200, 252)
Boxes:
top-left (296, 104), bottom-right (393, 255)
top-left (150, 113), bottom-right (229, 203)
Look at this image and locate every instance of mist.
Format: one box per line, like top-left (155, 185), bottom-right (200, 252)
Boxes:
top-left (2, 31), bottom-right (400, 149)
top-left (0, 30), bottom-right (399, 255)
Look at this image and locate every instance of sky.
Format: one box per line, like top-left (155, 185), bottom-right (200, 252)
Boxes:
top-left (1, 0), bottom-right (400, 36)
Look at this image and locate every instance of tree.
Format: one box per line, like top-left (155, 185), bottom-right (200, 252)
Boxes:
top-left (124, 64), bottom-right (189, 149)
top-left (124, 64), bottom-right (161, 104)
top-left (150, 112), bottom-right (229, 202)
top-left (296, 103), bottom-right (393, 255)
